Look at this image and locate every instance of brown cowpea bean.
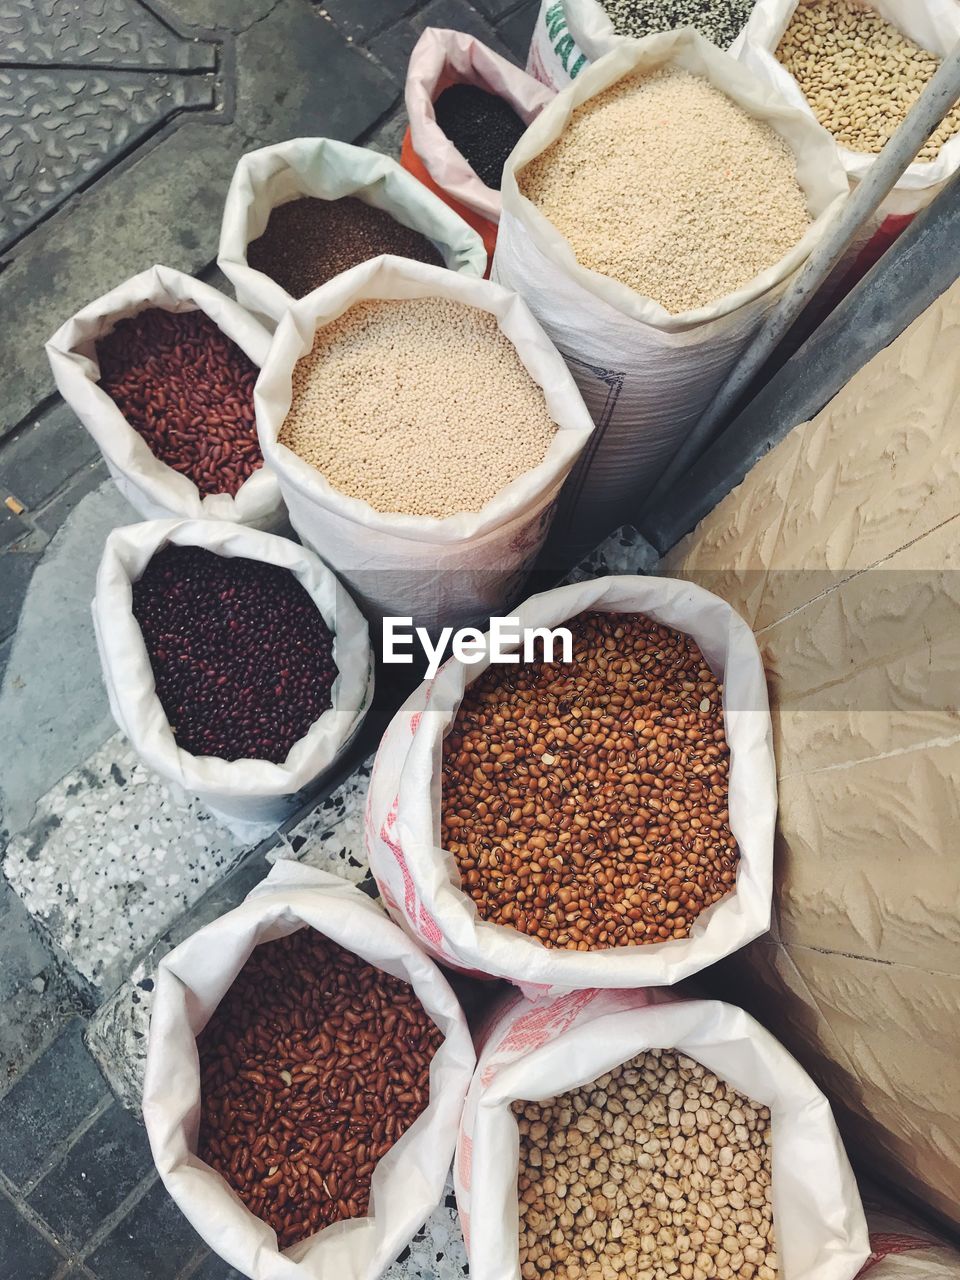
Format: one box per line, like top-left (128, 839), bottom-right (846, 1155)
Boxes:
top-left (197, 929), bottom-right (443, 1251)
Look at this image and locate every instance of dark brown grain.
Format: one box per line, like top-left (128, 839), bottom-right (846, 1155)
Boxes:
top-left (247, 196), bottom-right (445, 299)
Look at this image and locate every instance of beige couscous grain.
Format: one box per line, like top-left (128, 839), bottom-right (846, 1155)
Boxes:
top-left (514, 1049), bottom-right (777, 1280)
top-left (519, 68), bottom-right (812, 315)
top-left (279, 297), bottom-right (557, 518)
top-left (776, 0), bottom-right (960, 159)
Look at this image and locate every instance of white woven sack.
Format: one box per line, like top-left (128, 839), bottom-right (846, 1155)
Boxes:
top-left (46, 265), bottom-right (283, 529)
top-left (495, 29), bottom-right (848, 545)
top-left (218, 137), bottom-right (487, 328)
top-left (455, 987), bottom-right (870, 1280)
top-left (255, 255), bottom-right (596, 633)
top-left (527, 0), bottom-right (593, 88)
top-left (738, 0), bottom-right (960, 218)
top-left (93, 519), bottom-right (373, 831)
top-left (365, 575), bottom-right (776, 995)
top-left (143, 861), bottom-right (476, 1280)
top-left (406, 28), bottom-right (555, 223)
top-left (527, 0), bottom-right (749, 90)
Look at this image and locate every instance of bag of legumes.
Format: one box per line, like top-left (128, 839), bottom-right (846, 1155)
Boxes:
top-left (218, 137), bottom-right (487, 329)
top-left (455, 987), bottom-right (869, 1280)
top-left (401, 28), bottom-right (555, 259)
top-left (737, 0), bottom-right (960, 296)
top-left (46, 264), bottom-right (283, 530)
top-left (93, 518), bottom-right (373, 835)
top-left (528, 0), bottom-right (751, 90)
top-left (143, 860), bottom-right (476, 1280)
top-left (254, 254), bottom-right (595, 634)
top-left (365, 574), bottom-right (776, 995)
top-left (495, 28), bottom-right (848, 547)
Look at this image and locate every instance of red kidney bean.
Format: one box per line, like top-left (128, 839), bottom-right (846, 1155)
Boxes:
top-left (96, 307), bottom-right (262, 498)
top-left (131, 545), bottom-right (336, 763)
top-left (197, 930), bottom-right (443, 1250)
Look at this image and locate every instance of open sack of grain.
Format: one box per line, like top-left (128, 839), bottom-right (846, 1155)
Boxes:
top-left (47, 265), bottom-right (283, 528)
top-left (143, 861), bottom-right (475, 1280)
top-left (495, 28), bottom-right (847, 550)
top-left (527, 0), bottom-right (755, 89)
top-left (455, 987), bottom-right (869, 1280)
top-left (736, 0), bottom-right (960, 307)
top-left (401, 27), bottom-right (555, 260)
top-left (365, 575), bottom-right (776, 995)
top-left (93, 519), bottom-right (373, 833)
top-left (218, 137), bottom-right (487, 328)
top-left (254, 256), bottom-right (595, 632)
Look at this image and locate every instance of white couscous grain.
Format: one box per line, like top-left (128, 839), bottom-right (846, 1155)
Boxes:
top-left (279, 297), bottom-right (557, 519)
top-left (519, 68), bottom-right (813, 315)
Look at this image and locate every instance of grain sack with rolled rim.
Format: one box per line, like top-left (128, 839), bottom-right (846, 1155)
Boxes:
top-left (254, 255), bottom-right (596, 633)
top-left (143, 862), bottom-right (476, 1280)
top-left (455, 986), bottom-right (869, 1280)
top-left (218, 137), bottom-right (487, 328)
top-left (495, 28), bottom-right (847, 551)
top-left (365, 574), bottom-right (776, 995)
top-left (737, 0), bottom-right (960, 308)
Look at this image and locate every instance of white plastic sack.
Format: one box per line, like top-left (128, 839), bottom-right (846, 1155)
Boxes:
top-left (143, 861), bottom-right (476, 1280)
top-left (46, 264), bottom-right (283, 529)
top-left (255, 255), bottom-right (596, 633)
top-left (495, 29), bottom-right (848, 546)
top-left (405, 28), bottom-right (555, 224)
top-left (738, 0), bottom-right (960, 218)
top-left (218, 137), bottom-right (488, 328)
top-left (455, 987), bottom-right (869, 1280)
top-left (857, 1201), bottom-right (960, 1278)
top-left (365, 575), bottom-right (776, 996)
top-left (93, 519), bottom-right (373, 830)
top-left (527, 0), bottom-right (749, 90)
top-left (527, 0), bottom-right (594, 89)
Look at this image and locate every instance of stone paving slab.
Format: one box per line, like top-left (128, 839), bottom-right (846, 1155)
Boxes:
top-left (0, 481), bottom-right (136, 837)
top-left (4, 734), bottom-right (259, 995)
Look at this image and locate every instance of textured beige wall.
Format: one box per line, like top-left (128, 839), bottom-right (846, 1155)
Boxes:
top-left (662, 281), bottom-right (960, 1225)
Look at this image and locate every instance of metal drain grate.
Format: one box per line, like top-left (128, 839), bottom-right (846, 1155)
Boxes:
top-left (0, 0), bottom-right (222, 255)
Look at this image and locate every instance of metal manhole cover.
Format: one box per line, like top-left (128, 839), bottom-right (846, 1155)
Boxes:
top-left (0, 0), bottom-right (223, 255)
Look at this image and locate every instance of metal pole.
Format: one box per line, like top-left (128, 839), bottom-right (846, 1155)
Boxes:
top-left (643, 40), bottom-right (960, 507)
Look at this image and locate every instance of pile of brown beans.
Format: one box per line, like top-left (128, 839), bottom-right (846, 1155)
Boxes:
top-left (515, 1049), bottom-right (777, 1280)
top-left (96, 307), bottom-right (262, 498)
top-left (198, 928), bottom-right (442, 1249)
top-left (441, 611), bottom-right (738, 949)
top-left (132, 545), bottom-right (337, 764)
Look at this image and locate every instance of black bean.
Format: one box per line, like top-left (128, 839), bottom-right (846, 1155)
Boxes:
top-left (433, 84), bottom-right (527, 191)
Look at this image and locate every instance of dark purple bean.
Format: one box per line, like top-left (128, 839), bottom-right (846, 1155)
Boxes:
top-left (131, 546), bottom-right (336, 763)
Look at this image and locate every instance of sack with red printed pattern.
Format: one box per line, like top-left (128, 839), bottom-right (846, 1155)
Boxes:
top-left (455, 987), bottom-right (870, 1280)
top-left (856, 1199), bottom-right (960, 1278)
top-left (364, 575), bottom-right (776, 995)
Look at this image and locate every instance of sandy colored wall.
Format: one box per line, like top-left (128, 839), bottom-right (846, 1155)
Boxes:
top-left (660, 280), bottom-right (960, 1225)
